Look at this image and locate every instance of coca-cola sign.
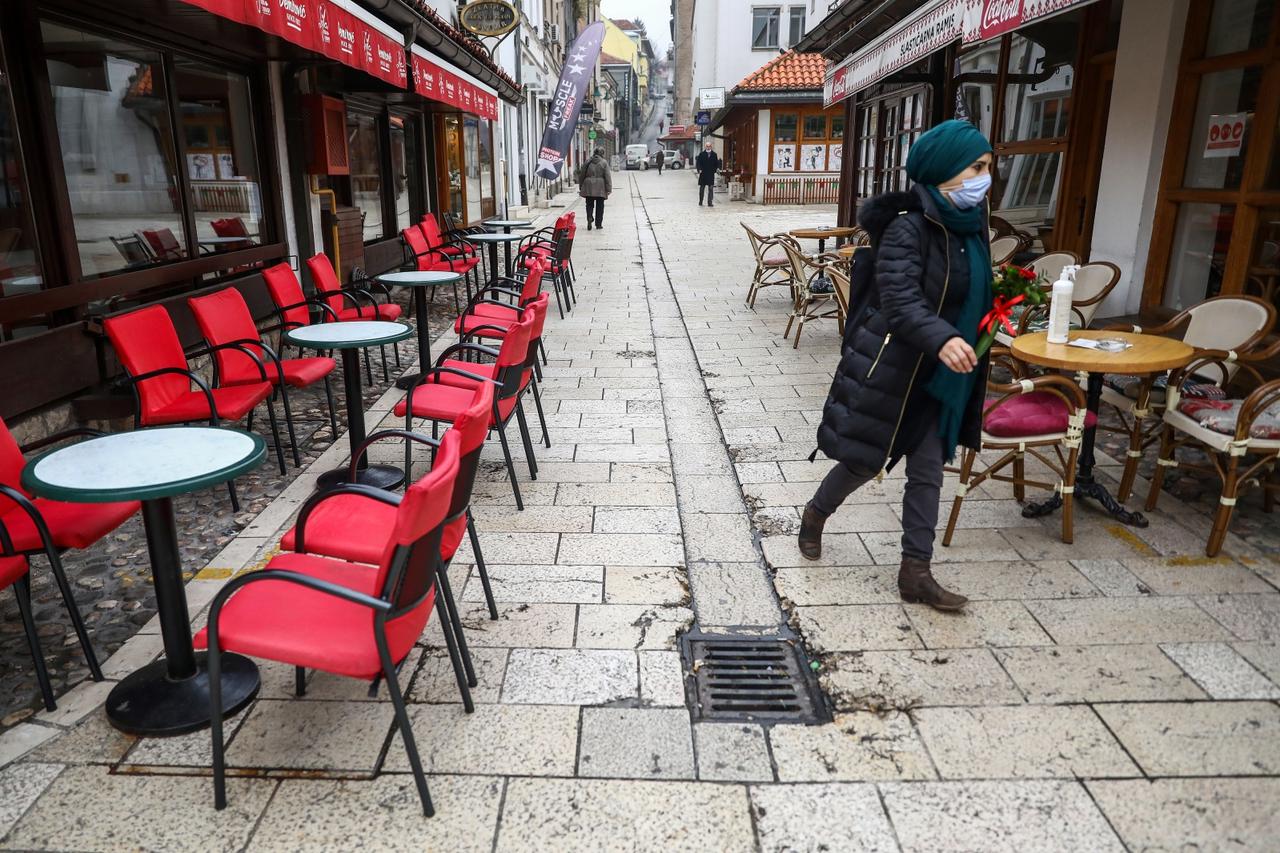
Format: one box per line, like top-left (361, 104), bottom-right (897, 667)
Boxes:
top-left (962, 0), bottom-right (1098, 43)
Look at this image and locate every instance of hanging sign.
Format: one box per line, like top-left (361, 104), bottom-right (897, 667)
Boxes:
top-left (459, 0), bottom-right (519, 37)
top-left (824, 0), bottom-right (961, 107)
top-left (412, 47), bottom-right (500, 120)
top-left (536, 22), bottom-right (606, 179)
top-left (698, 87), bottom-right (725, 109)
top-left (243, 0), bottom-right (318, 50)
top-left (961, 0), bottom-right (1100, 44)
top-left (1203, 113), bottom-right (1249, 159)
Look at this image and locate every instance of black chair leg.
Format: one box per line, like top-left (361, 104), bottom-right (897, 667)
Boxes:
top-left (208, 639), bottom-right (227, 810)
top-left (323, 376), bottom-right (339, 438)
top-left (467, 513), bottom-right (498, 620)
top-left (538, 339), bottom-right (549, 367)
top-left (493, 411), bottom-right (524, 511)
top-left (13, 576), bottom-right (56, 711)
top-left (393, 340), bottom-right (401, 369)
top-left (278, 387), bottom-right (302, 468)
top-left (514, 402), bottom-right (538, 480)
top-left (531, 378), bottom-right (551, 448)
top-left (263, 400), bottom-right (287, 475)
top-left (379, 346), bottom-right (390, 383)
top-left (378, 641), bottom-right (435, 816)
top-left (43, 549), bottom-right (103, 681)
top-left (227, 481), bottom-right (241, 512)
top-left (295, 666), bottom-right (307, 697)
top-left (434, 563), bottom-right (476, 687)
top-left (432, 573), bottom-right (474, 713)
top-left (363, 350), bottom-right (373, 385)
top-left (246, 409), bottom-right (255, 432)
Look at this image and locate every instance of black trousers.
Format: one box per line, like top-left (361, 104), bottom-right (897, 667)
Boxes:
top-left (699, 184), bottom-right (714, 206)
top-left (809, 428), bottom-right (946, 561)
top-left (657, 162), bottom-right (664, 174)
top-left (585, 196), bottom-right (604, 226)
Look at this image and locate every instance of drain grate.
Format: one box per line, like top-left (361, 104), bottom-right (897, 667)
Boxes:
top-left (682, 634), bottom-right (829, 724)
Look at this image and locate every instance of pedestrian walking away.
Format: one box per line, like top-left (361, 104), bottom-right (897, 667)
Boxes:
top-left (656, 149), bottom-right (665, 175)
top-left (801, 119), bottom-right (997, 612)
top-left (695, 142), bottom-right (719, 207)
top-left (577, 147), bottom-right (612, 230)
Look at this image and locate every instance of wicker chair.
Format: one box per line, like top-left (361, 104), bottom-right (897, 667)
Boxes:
top-left (990, 235), bottom-right (1028, 266)
top-left (741, 223), bottom-right (795, 308)
top-left (780, 238), bottom-right (840, 348)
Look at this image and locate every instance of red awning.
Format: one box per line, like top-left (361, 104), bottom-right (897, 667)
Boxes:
top-left (411, 47), bottom-right (499, 120)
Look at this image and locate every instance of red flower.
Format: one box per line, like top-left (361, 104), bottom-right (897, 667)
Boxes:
top-left (1019, 267), bottom-right (1035, 280)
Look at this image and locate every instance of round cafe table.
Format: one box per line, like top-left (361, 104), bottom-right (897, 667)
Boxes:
top-left (376, 270), bottom-right (462, 390)
top-left (789, 226), bottom-right (857, 254)
top-left (22, 427), bottom-right (266, 735)
top-left (1011, 329), bottom-right (1194, 527)
top-left (287, 320), bottom-right (414, 491)
top-left (484, 219), bottom-right (534, 234)
top-left (466, 232), bottom-right (524, 279)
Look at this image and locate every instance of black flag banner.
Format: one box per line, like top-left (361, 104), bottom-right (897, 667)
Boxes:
top-left (535, 22), bottom-right (605, 180)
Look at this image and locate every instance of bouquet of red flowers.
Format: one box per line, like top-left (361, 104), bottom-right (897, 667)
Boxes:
top-left (975, 264), bottom-right (1048, 357)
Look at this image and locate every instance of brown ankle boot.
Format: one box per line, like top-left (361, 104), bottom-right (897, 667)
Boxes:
top-left (898, 557), bottom-right (968, 612)
top-left (798, 503), bottom-right (826, 560)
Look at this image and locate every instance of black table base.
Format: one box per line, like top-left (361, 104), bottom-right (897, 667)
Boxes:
top-left (322, 348), bottom-right (404, 491)
top-left (106, 651), bottom-right (259, 736)
top-left (1022, 370), bottom-right (1149, 528)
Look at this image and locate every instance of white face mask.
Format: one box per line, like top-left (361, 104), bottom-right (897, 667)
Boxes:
top-left (947, 172), bottom-right (992, 209)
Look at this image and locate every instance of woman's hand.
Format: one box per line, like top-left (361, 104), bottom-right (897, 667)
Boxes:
top-left (938, 337), bottom-right (978, 373)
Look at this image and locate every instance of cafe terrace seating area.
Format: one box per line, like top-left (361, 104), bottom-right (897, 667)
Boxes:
top-left (741, 219), bottom-right (1280, 559)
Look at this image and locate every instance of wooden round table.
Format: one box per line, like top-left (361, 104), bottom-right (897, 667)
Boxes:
top-left (1011, 330), bottom-right (1194, 527)
top-left (788, 226), bottom-right (857, 254)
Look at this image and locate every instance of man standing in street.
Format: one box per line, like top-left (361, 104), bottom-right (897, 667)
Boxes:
top-left (577, 147), bottom-right (612, 230)
top-left (656, 149), bottom-right (665, 176)
top-left (696, 142), bottom-right (719, 207)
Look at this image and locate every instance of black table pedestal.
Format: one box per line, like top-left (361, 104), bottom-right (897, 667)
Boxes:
top-left (105, 497), bottom-right (260, 735)
top-left (1022, 371), bottom-right (1149, 527)
top-left (320, 348), bottom-right (404, 491)
top-left (394, 286), bottom-right (434, 391)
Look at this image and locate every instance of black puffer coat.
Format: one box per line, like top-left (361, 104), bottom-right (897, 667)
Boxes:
top-left (816, 184), bottom-right (987, 475)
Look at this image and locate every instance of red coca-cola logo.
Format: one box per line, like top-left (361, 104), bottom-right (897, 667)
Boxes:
top-left (982, 0), bottom-right (1022, 30)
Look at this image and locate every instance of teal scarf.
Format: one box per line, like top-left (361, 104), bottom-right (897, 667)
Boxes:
top-left (905, 120), bottom-right (994, 461)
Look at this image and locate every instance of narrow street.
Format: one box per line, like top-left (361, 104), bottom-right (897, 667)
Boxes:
top-left (2, 172), bottom-right (1279, 851)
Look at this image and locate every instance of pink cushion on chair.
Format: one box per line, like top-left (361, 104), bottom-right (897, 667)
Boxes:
top-left (984, 391), bottom-right (1097, 438)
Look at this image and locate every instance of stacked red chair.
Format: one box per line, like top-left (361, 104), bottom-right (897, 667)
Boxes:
top-left (199, 431), bottom-right (462, 816)
top-left (307, 253), bottom-right (402, 382)
top-left (104, 305), bottom-right (286, 508)
top-left (402, 223), bottom-right (481, 309)
top-left (397, 308), bottom-right (538, 509)
top-left (188, 287), bottom-right (340, 462)
top-left (518, 215), bottom-right (575, 317)
top-left (0, 419), bottom-right (139, 709)
top-left (421, 214), bottom-right (487, 288)
top-left (263, 262), bottom-right (378, 386)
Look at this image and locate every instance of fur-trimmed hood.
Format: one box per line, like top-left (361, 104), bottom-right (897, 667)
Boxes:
top-left (855, 185), bottom-right (940, 243)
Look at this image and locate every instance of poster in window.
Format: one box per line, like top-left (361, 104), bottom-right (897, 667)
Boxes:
top-left (186, 152), bottom-right (216, 181)
top-left (216, 153), bottom-right (238, 180)
top-left (828, 143), bottom-right (843, 172)
top-left (800, 144), bottom-right (827, 172)
top-left (772, 144), bottom-right (795, 172)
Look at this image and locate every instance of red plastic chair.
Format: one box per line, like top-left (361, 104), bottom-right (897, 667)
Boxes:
top-left (420, 214), bottom-right (486, 285)
top-left (103, 305), bottom-right (286, 507)
top-left (279, 382), bottom-right (499, 623)
top-left (188, 287), bottom-right (340, 463)
top-left (518, 220), bottom-right (574, 317)
top-left (263, 261), bottom-right (380, 386)
top-left (307, 253), bottom-right (402, 382)
top-left (200, 429), bottom-right (462, 816)
top-left (0, 420), bottom-right (138, 708)
top-left (210, 217), bottom-right (251, 246)
top-left (137, 228), bottom-right (186, 261)
top-left (402, 224), bottom-right (481, 310)
top-left (397, 308), bottom-right (538, 509)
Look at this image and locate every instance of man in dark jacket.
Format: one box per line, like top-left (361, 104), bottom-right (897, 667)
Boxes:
top-left (577, 147), bottom-right (612, 230)
top-left (656, 149), bottom-right (665, 175)
top-left (695, 142), bottom-right (719, 206)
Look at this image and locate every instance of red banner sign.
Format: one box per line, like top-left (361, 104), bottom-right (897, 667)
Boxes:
top-left (412, 50), bottom-right (498, 120)
top-left (961, 0), bottom-right (1099, 44)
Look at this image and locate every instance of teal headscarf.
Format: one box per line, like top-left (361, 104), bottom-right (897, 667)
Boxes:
top-left (905, 120), bottom-right (993, 461)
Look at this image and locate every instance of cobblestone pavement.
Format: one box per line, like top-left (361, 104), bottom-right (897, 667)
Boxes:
top-left (2, 175), bottom-right (1279, 851)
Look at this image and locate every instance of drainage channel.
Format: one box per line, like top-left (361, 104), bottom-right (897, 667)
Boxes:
top-left (629, 176), bottom-right (829, 725)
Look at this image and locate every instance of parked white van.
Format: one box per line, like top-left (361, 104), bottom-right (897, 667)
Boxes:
top-left (624, 144), bottom-right (649, 170)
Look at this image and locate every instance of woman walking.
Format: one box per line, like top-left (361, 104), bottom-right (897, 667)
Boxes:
top-left (800, 120), bottom-right (994, 612)
top-left (578, 147), bottom-right (612, 230)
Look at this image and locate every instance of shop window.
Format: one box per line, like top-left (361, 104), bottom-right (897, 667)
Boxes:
top-left (1000, 19), bottom-right (1078, 144)
top-left (831, 115), bottom-right (845, 140)
top-left (463, 116), bottom-right (482, 224)
top-left (752, 8), bottom-right (780, 50)
top-left (1245, 208), bottom-right (1280, 307)
top-left (389, 114), bottom-right (411, 233)
top-left (42, 22), bottom-right (187, 279)
top-left (1164, 203), bottom-right (1235, 310)
top-left (771, 109), bottom-right (843, 174)
top-left (478, 119), bottom-right (496, 219)
top-left (773, 113), bottom-right (797, 142)
top-left (347, 110), bottom-right (383, 242)
top-left (1181, 66), bottom-right (1263, 191)
top-left (174, 60), bottom-right (264, 255)
top-left (0, 37), bottom-right (46, 340)
top-left (996, 152), bottom-right (1063, 246)
top-left (788, 7), bottom-right (806, 47)
top-left (955, 43), bottom-right (999, 140)
top-left (1204, 0), bottom-right (1276, 56)
top-left (802, 115), bottom-right (827, 140)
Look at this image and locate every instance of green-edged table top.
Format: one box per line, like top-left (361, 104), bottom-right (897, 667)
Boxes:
top-left (376, 271), bottom-right (462, 286)
top-left (22, 427), bottom-right (266, 503)
top-left (285, 320), bottom-right (414, 350)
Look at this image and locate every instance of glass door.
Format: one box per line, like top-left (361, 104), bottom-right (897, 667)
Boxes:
top-left (435, 114), bottom-right (464, 222)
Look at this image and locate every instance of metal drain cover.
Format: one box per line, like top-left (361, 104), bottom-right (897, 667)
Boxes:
top-left (681, 634), bottom-right (829, 724)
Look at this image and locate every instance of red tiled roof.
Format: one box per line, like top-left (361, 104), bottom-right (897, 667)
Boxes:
top-left (612, 19), bottom-right (640, 30)
top-left (734, 51), bottom-right (827, 92)
top-left (600, 51), bottom-right (631, 65)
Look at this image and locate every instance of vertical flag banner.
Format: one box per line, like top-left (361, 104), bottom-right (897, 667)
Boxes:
top-left (536, 22), bottom-right (605, 179)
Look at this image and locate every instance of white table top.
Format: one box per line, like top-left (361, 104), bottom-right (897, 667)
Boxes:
top-left (377, 270), bottom-right (463, 286)
top-left (24, 427), bottom-right (264, 502)
top-left (198, 236), bottom-right (248, 244)
top-left (466, 233), bottom-right (524, 243)
top-left (286, 320), bottom-right (413, 350)
top-left (485, 220), bottom-right (534, 228)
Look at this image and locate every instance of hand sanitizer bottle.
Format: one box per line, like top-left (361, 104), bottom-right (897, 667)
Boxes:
top-left (1046, 264), bottom-right (1078, 344)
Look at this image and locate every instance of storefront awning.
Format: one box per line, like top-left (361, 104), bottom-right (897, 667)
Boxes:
top-left (411, 45), bottom-right (499, 120)
top-left (823, 0), bottom-right (1099, 107)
